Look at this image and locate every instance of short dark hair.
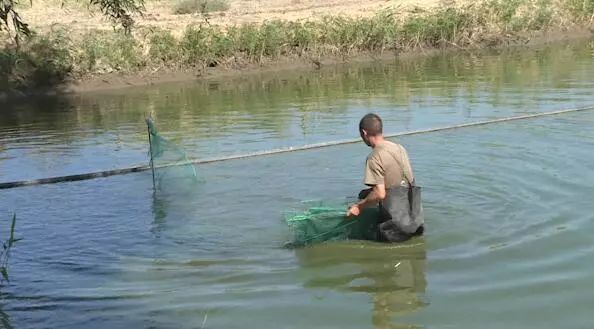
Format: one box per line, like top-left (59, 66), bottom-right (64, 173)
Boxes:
top-left (359, 113), bottom-right (383, 136)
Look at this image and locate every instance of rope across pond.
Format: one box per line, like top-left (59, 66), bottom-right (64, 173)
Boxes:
top-left (1, 105), bottom-right (593, 189)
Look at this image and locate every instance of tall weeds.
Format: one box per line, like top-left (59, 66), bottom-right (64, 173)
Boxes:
top-left (1, 0), bottom-right (593, 91)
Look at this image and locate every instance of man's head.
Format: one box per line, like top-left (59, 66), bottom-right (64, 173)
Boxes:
top-left (359, 113), bottom-right (383, 147)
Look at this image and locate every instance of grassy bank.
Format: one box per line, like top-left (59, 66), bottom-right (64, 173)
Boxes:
top-left (1, 0), bottom-right (593, 92)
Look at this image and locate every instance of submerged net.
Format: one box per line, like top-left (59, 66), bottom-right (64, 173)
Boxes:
top-left (285, 200), bottom-right (381, 247)
top-left (146, 118), bottom-right (201, 189)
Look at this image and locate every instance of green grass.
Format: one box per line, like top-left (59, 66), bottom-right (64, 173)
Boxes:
top-left (147, 29), bottom-right (179, 65)
top-left (566, 0), bottom-right (594, 17)
top-left (0, 32), bottom-right (72, 90)
top-left (1, 0), bottom-right (593, 92)
top-left (78, 30), bottom-right (143, 73)
top-left (173, 0), bottom-right (229, 15)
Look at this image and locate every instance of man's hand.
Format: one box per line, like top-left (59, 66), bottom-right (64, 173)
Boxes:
top-left (347, 184), bottom-right (385, 218)
top-left (346, 204), bottom-right (361, 217)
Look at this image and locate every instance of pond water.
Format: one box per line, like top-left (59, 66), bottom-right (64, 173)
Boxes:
top-left (0, 40), bottom-right (593, 328)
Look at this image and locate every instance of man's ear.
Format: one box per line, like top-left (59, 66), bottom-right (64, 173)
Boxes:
top-left (360, 129), bottom-right (368, 137)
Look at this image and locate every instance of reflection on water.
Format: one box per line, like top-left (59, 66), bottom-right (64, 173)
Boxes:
top-left (295, 241), bottom-right (427, 328)
top-left (149, 177), bottom-right (204, 238)
top-left (150, 190), bottom-right (167, 237)
top-left (0, 307), bottom-right (12, 329)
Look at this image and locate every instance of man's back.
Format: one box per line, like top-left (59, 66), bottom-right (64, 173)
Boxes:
top-left (364, 140), bottom-right (414, 188)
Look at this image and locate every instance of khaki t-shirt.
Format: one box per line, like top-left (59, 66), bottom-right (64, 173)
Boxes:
top-left (364, 141), bottom-right (414, 188)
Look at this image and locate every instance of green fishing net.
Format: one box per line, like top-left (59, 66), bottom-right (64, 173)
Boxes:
top-left (285, 201), bottom-right (381, 247)
top-left (146, 118), bottom-right (201, 189)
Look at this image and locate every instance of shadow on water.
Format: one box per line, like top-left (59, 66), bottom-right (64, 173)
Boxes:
top-left (294, 240), bottom-right (427, 329)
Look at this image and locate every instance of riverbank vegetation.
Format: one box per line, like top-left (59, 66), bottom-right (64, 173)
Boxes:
top-left (1, 0), bottom-right (593, 92)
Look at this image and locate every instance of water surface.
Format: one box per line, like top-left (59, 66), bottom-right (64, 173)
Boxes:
top-left (0, 40), bottom-right (593, 328)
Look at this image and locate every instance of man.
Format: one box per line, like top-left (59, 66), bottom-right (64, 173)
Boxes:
top-left (347, 113), bottom-right (424, 242)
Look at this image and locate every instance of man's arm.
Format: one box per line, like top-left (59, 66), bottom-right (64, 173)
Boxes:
top-left (347, 183), bottom-right (385, 217)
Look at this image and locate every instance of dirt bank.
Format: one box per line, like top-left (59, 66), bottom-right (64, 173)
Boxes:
top-left (1, 0), bottom-right (593, 99)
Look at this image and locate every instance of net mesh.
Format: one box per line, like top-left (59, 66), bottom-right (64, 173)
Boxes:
top-left (146, 118), bottom-right (202, 189)
top-left (285, 200), bottom-right (380, 247)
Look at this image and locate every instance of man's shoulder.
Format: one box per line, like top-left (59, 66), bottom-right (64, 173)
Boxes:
top-left (366, 147), bottom-right (384, 165)
top-left (376, 141), bottom-right (403, 154)
top-left (367, 142), bottom-right (397, 164)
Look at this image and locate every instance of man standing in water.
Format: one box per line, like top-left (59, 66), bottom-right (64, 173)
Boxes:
top-left (347, 113), bottom-right (424, 242)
